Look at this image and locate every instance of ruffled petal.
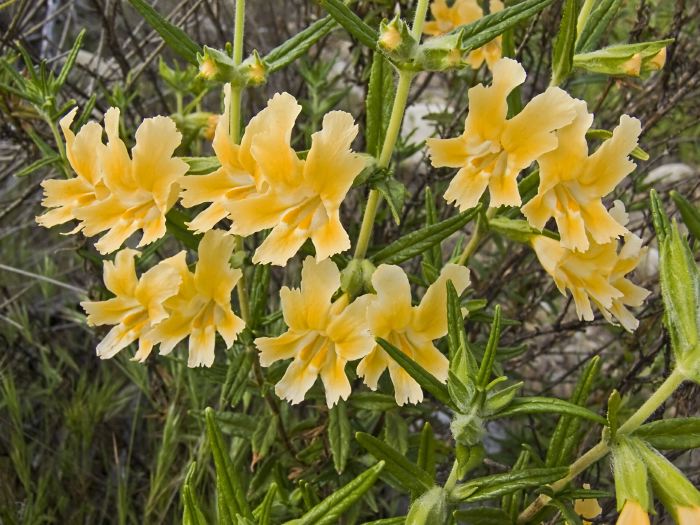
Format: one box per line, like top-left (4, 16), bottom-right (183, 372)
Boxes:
top-left (413, 264), bottom-right (470, 340)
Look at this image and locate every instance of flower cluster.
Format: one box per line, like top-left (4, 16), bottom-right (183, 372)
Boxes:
top-left (38, 52), bottom-right (650, 406)
top-left (81, 230), bottom-right (244, 367)
top-left (427, 57), bottom-right (650, 331)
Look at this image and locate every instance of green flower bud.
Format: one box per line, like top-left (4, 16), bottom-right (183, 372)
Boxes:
top-left (240, 50), bottom-right (267, 86)
top-left (378, 16), bottom-right (417, 66)
top-left (340, 259), bottom-right (376, 299)
top-left (611, 436), bottom-right (651, 513)
top-left (637, 439), bottom-right (700, 523)
top-left (416, 30), bottom-right (465, 71)
top-left (573, 40), bottom-right (672, 77)
top-left (450, 411), bottom-right (484, 447)
top-left (406, 487), bottom-right (448, 525)
top-left (197, 46), bottom-right (245, 85)
top-left (658, 222), bottom-right (700, 378)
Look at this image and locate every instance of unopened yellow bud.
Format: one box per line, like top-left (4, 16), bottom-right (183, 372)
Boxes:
top-left (379, 24), bottom-right (402, 51)
top-left (677, 506), bottom-right (700, 525)
top-left (621, 53), bottom-right (642, 76)
top-left (199, 57), bottom-right (217, 79)
top-left (649, 47), bottom-right (667, 70)
top-left (616, 500), bottom-right (650, 525)
top-left (203, 114), bottom-right (218, 141)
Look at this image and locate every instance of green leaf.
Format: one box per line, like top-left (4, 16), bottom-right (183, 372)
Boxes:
top-left (253, 482), bottom-right (278, 525)
top-left (356, 432), bottom-right (433, 495)
top-left (607, 389), bottom-right (621, 439)
top-left (545, 499), bottom-right (582, 525)
top-left (452, 467), bottom-right (569, 502)
top-left (453, 508), bottom-right (513, 525)
top-left (633, 418), bottom-right (700, 450)
top-left (458, 0), bottom-right (554, 54)
top-left (182, 463), bottom-right (207, 525)
top-left (265, 17), bottom-right (337, 73)
top-left (220, 348), bottom-right (253, 408)
top-left (384, 410), bottom-right (409, 456)
top-left (204, 407), bottom-right (252, 520)
top-left (318, 0), bottom-right (379, 51)
top-left (284, 461), bottom-right (385, 525)
top-left (371, 205), bottom-right (481, 265)
top-left (166, 208), bottom-right (202, 251)
top-left (366, 52), bottom-right (396, 159)
top-left (477, 306), bottom-right (502, 388)
top-left (488, 217), bottom-right (556, 243)
top-left (127, 0), bottom-right (201, 65)
top-left (348, 392), bottom-right (397, 411)
top-left (376, 338), bottom-right (452, 407)
top-left (671, 190), bottom-right (700, 242)
top-left (423, 187), bottom-right (442, 269)
top-left (484, 381), bottom-right (523, 414)
top-left (650, 189), bottom-right (671, 243)
top-left (361, 518), bottom-right (406, 525)
top-left (575, 0), bottom-right (622, 53)
top-left (447, 281), bottom-right (476, 387)
top-left (406, 486), bottom-right (448, 525)
top-left (374, 177), bottom-right (406, 225)
top-left (550, 0), bottom-right (578, 86)
top-left (183, 156), bottom-right (220, 175)
top-left (328, 400), bottom-right (351, 474)
top-left (546, 356), bottom-right (600, 467)
top-left (573, 39), bottom-right (672, 77)
top-left (249, 264), bottom-right (271, 328)
top-left (15, 155), bottom-right (61, 177)
top-left (54, 29), bottom-right (86, 91)
top-left (252, 414), bottom-right (278, 460)
top-left (490, 397), bottom-right (606, 424)
top-left (417, 422), bottom-right (436, 479)
top-left (585, 129), bottom-right (649, 161)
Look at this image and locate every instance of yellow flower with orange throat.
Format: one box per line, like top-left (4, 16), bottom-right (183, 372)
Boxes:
top-left (522, 100), bottom-right (642, 252)
top-left (180, 83), bottom-right (261, 234)
top-left (426, 58), bottom-right (578, 212)
top-left (531, 202), bottom-right (650, 331)
top-left (423, 0), bottom-right (505, 69)
top-left (183, 87), bottom-right (366, 266)
top-left (81, 249), bottom-right (183, 361)
top-left (144, 230), bottom-right (245, 367)
top-left (255, 257), bottom-right (374, 408)
top-left (38, 106), bottom-right (188, 254)
top-left (357, 264), bottom-right (470, 405)
top-left (36, 108), bottom-right (107, 231)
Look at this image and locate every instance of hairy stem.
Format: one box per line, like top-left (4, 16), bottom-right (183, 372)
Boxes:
top-left (516, 368), bottom-right (686, 523)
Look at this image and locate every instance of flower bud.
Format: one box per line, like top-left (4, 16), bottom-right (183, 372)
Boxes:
top-left (658, 221), bottom-right (700, 379)
top-left (416, 30), bottom-right (466, 71)
top-left (406, 487), bottom-right (448, 525)
top-left (638, 440), bottom-right (700, 524)
top-left (450, 412), bottom-right (484, 447)
top-left (240, 50), bottom-right (267, 86)
top-left (197, 46), bottom-right (245, 85)
top-left (573, 40), bottom-right (671, 77)
top-left (340, 259), bottom-right (376, 299)
top-left (378, 16), bottom-right (417, 65)
top-left (612, 437), bottom-right (651, 518)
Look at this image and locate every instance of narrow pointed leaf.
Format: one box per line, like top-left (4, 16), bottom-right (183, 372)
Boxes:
top-left (550, 0), bottom-right (578, 86)
top-left (318, 0), bottom-right (379, 51)
top-left (328, 400), bottom-right (351, 474)
top-left (284, 461), bottom-right (385, 525)
top-left (452, 467), bottom-right (569, 502)
top-left (490, 397), bottom-right (606, 424)
top-left (375, 338), bottom-right (452, 407)
top-left (356, 432), bottom-right (433, 495)
top-left (265, 16), bottom-right (337, 73)
top-left (634, 418), bottom-right (700, 450)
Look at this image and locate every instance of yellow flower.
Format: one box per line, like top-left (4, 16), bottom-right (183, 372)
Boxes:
top-left (76, 108), bottom-right (188, 254)
top-left (427, 58), bottom-right (578, 211)
top-left (81, 249), bottom-right (182, 361)
top-left (357, 264), bottom-right (470, 405)
top-left (531, 203), bottom-right (650, 331)
top-left (424, 0), bottom-right (504, 69)
top-left (522, 101), bottom-right (642, 252)
top-left (616, 500), bottom-right (650, 525)
top-left (36, 108), bottom-right (107, 230)
top-left (677, 506), bottom-right (700, 525)
top-left (180, 84), bottom-right (261, 234)
top-left (423, 0), bottom-right (482, 37)
top-left (145, 230), bottom-right (245, 367)
top-left (574, 484), bottom-right (602, 525)
top-left (227, 93), bottom-right (366, 266)
top-left (255, 256), bottom-right (373, 407)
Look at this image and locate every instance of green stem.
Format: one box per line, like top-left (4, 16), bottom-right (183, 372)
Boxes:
top-left (444, 458), bottom-right (460, 492)
top-left (46, 116), bottom-right (68, 176)
top-left (516, 368), bottom-right (686, 523)
top-left (410, 0), bottom-right (430, 39)
top-left (353, 69), bottom-right (414, 259)
top-left (229, 0), bottom-right (245, 143)
top-left (457, 208), bottom-right (495, 266)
